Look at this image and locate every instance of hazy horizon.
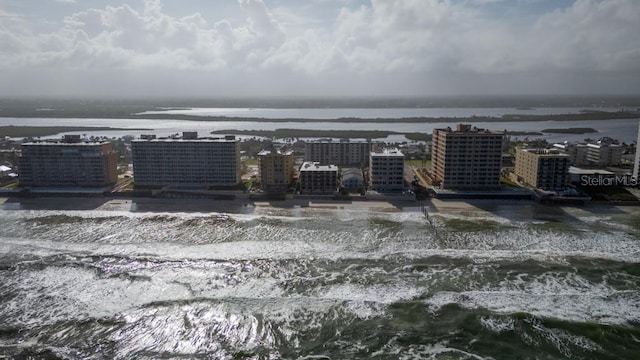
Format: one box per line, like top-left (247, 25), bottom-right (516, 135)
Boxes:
top-left (2, 94), bottom-right (640, 110)
top-left (1, 0), bottom-right (639, 98)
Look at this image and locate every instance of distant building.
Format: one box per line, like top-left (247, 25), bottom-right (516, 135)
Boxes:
top-left (586, 142), bottom-right (623, 166)
top-left (131, 132), bottom-right (240, 187)
top-left (257, 147), bottom-right (295, 193)
top-left (552, 142), bottom-right (589, 166)
top-left (554, 140), bottom-right (623, 167)
top-left (514, 148), bottom-right (570, 191)
top-left (369, 148), bottom-right (405, 192)
top-left (431, 124), bottom-right (503, 189)
top-left (568, 166), bottom-right (615, 185)
top-left (305, 140), bottom-right (379, 166)
top-left (341, 167), bottom-right (364, 190)
top-left (299, 161), bottom-right (338, 195)
top-left (19, 135), bottom-right (117, 187)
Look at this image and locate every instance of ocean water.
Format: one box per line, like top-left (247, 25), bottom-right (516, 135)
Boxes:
top-left (0, 199), bottom-right (639, 359)
top-left (134, 106), bottom-right (626, 119)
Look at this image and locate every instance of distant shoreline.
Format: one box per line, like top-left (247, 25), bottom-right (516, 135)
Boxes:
top-left (1, 110), bottom-right (639, 124)
top-left (0, 125), bottom-right (150, 138)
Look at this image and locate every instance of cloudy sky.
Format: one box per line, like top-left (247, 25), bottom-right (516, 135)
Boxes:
top-left (1, 0), bottom-right (639, 98)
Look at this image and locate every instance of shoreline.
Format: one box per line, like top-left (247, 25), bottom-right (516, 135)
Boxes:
top-left (3, 196), bottom-right (639, 218)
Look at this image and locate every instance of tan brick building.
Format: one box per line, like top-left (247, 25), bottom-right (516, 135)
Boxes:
top-left (257, 148), bottom-right (295, 193)
top-left (431, 124), bottom-right (503, 189)
top-left (514, 148), bottom-right (570, 191)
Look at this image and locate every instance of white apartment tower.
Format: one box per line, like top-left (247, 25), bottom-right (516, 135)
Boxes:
top-left (131, 132), bottom-right (240, 187)
top-left (305, 140), bottom-right (379, 166)
top-left (369, 148), bottom-right (405, 192)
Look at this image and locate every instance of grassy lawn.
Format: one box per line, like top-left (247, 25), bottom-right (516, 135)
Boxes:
top-left (243, 158), bottom-right (259, 166)
top-left (501, 177), bottom-right (520, 187)
top-left (405, 159), bottom-right (431, 168)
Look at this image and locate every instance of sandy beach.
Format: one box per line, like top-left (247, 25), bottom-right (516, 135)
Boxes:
top-left (3, 196), bottom-right (639, 220)
top-left (0, 196), bottom-right (411, 213)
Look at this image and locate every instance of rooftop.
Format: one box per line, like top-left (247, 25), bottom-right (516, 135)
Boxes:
top-left (300, 161), bottom-right (337, 171)
top-left (519, 148), bottom-right (569, 157)
top-left (22, 140), bottom-right (111, 146)
top-left (568, 166), bottom-right (615, 175)
top-left (258, 148), bottom-right (294, 156)
top-left (371, 148), bottom-right (404, 157)
top-left (435, 123), bottom-right (502, 134)
top-left (133, 134), bottom-right (237, 143)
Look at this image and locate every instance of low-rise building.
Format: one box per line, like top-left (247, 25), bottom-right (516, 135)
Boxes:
top-left (18, 135), bottom-right (118, 187)
top-left (131, 132), bottom-right (240, 187)
top-left (341, 167), bottom-right (364, 190)
top-left (568, 166), bottom-right (615, 185)
top-left (514, 148), bottom-right (570, 191)
top-left (299, 161), bottom-right (338, 195)
top-left (257, 147), bottom-right (295, 193)
top-left (369, 148), bottom-right (405, 192)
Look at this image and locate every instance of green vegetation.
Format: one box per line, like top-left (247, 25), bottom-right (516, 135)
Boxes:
top-left (405, 159), bottom-right (431, 167)
top-left (501, 177), bottom-right (519, 187)
top-left (541, 127), bottom-right (598, 134)
top-left (0, 125), bottom-right (148, 138)
top-left (212, 129), bottom-right (432, 140)
top-left (443, 218), bottom-right (501, 232)
top-left (1, 181), bottom-right (18, 189)
top-left (405, 133), bottom-right (432, 141)
top-left (213, 129), bottom-right (393, 139)
top-left (148, 111), bottom-right (640, 124)
top-left (243, 158), bottom-right (259, 166)
top-left (1, 98), bottom-right (637, 124)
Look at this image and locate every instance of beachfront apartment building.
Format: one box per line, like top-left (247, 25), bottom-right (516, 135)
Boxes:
top-left (514, 148), bottom-right (571, 191)
top-left (18, 135), bottom-right (118, 187)
top-left (553, 141), bottom-right (622, 167)
top-left (341, 167), bottom-right (364, 190)
top-left (369, 148), bottom-right (405, 192)
top-left (299, 161), bottom-right (338, 195)
top-left (431, 124), bottom-right (504, 190)
top-left (257, 147), bottom-right (295, 193)
top-left (552, 142), bottom-right (589, 166)
top-left (586, 142), bottom-right (623, 166)
top-left (131, 132), bottom-right (240, 187)
top-left (305, 140), bottom-right (379, 166)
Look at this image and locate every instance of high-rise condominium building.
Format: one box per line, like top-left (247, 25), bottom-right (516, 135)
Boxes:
top-left (19, 135), bottom-right (117, 187)
top-left (369, 148), bottom-right (405, 192)
top-left (305, 140), bottom-right (378, 166)
top-left (298, 162), bottom-right (338, 194)
top-left (431, 124), bottom-right (504, 190)
top-left (514, 148), bottom-right (570, 191)
top-left (131, 132), bottom-right (240, 187)
top-left (257, 147), bottom-right (295, 193)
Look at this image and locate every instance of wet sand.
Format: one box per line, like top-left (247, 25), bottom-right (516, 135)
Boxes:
top-left (2, 196), bottom-right (638, 219)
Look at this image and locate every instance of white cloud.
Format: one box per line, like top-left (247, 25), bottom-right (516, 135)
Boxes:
top-left (0, 0), bottom-right (638, 97)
